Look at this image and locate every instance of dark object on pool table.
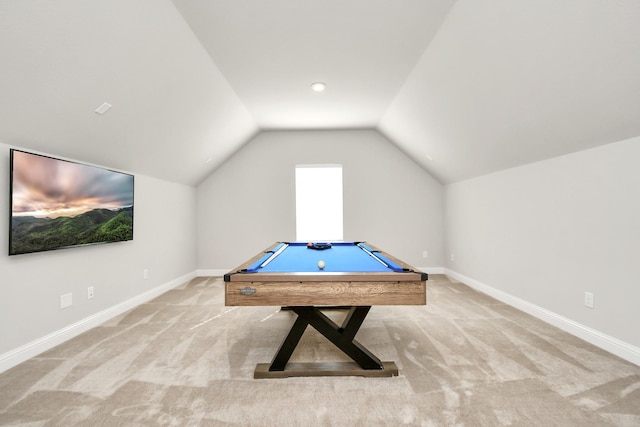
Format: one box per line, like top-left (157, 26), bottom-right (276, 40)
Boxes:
top-left (307, 242), bottom-right (332, 250)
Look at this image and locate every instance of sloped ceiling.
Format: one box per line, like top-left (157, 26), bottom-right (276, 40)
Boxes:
top-left (0, 0), bottom-right (257, 185)
top-left (1, 0), bottom-right (639, 186)
top-left (171, 0), bottom-right (456, 130)
top-left (380, 0), bottom-right (640, 183)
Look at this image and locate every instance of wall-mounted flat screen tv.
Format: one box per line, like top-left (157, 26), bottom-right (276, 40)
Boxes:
top-left (9, 149), bottom-right (134, 256)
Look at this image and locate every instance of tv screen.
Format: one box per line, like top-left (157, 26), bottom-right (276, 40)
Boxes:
top-left (9, 149), bottom-right (134, 256)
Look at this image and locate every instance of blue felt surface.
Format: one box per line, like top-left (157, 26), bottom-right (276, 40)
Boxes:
top-left (253, 242), bottom-right (400, 273)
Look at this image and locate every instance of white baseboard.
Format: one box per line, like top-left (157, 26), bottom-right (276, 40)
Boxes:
top-left (196, 269), bottom-right (228, 277)
top-left (419, 267), bottom-right (444, 275)
top-left (445, 269), bottom-right (640, 367)
top-left (0, 271), bottom-right (197, 374)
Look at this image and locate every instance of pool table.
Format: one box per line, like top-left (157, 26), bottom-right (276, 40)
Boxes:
top-left (224, 241), bottom-right (427, 378)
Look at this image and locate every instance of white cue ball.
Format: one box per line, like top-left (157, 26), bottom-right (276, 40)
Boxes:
top-left (317, 260), bottom-right (325, 269)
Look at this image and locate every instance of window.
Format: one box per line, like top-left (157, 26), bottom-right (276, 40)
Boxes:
top-left (295, 165), bottom-right (343, 241)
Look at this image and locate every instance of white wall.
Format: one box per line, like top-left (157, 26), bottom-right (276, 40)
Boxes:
top-left (0, 143), bottom-right (198, 366)
top-left (444, 137), bottom-right (640, 353)
top-left (197, 129), bottom-right (443, 271)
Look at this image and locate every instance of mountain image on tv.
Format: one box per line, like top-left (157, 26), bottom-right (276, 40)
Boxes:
top-left (9, 150), bottom-right (135, 255)
top-left (10, 207), bottom-right (133, 254)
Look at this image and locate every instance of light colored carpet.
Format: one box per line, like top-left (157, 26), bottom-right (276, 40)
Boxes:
top-left (1, 275), bottom-right (639, 426)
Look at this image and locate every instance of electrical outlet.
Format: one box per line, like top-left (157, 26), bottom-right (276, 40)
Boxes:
top-left (143, 269), bottom-right (149, 280)
top-left (450, 253), bottom-right (455, 262)
top-left (584, 292), bottom-right (594, 309)
top-left (60, 293), bottom-right (73, 309)
top-left (422, 250), bottom-right (429, 258)
top-left (87, 286), bottom-right (94, 299)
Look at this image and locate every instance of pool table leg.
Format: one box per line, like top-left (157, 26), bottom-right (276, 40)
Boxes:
top-left (268, 306), bottom-right (384, 372)
top-left (269, 311), bottom-right (310, 371)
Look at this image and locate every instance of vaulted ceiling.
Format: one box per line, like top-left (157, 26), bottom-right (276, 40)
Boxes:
top-left (1, 0), bottom-right (639, 186)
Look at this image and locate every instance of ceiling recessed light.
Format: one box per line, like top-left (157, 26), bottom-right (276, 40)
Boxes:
top-left (311, 82), bottom-right (326, 92)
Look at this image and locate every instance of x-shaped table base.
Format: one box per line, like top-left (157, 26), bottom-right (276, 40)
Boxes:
top-left (253, 306), bottom-right (398, 378)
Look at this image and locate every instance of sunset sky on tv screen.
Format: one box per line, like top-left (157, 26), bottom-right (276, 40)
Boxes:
top-left (12, 151), bottom-right (134, 219)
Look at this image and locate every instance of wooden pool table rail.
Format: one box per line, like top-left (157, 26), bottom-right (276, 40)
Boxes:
top-left (224, 242), bottom-right (427, 307)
